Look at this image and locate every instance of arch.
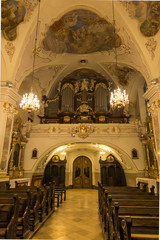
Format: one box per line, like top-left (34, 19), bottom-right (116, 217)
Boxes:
top-left (32, 139), bottom-right (138, 174)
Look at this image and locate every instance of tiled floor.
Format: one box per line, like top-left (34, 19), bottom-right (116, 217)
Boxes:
top-left (33, 189), bottom-right (103, 240)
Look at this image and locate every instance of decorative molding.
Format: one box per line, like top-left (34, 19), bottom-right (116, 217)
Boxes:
top-left (145, 38), bottom-right (157, 60)
top-left (148, 100), bottom-right (160, 114)
top-left (5, 42), bottom-right (15, 62)
top-left (30, 123), bottom-right (137, 137)
top-left (3, 102), bottom-right (18, 118)
top-left (71, 124), bottom-right (94, 139)
top-left (24, 0), bottom-right (38, 22)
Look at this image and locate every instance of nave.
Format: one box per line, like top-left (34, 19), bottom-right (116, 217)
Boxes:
top-left (33, 189), bottom-right (103, 240)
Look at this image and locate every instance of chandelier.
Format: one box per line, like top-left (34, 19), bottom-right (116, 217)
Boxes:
top-left (110, 0), bottom-right (129, 110)
top-left (20, 93), bottom-right (40, 113)
top-left (20, 0), bottom-right (41, 113)
top-left (110, 88), bottom-right (129, 109)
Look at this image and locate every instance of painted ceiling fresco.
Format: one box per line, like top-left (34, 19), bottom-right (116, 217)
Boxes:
top-left (107, 64), bottom-right (134, 86)
top-left (1, 0), bottom-right (26, 41)
top-left (43, 10), bottom-right (122, 54)
top-left (123, 1), bottom-right (160, 37)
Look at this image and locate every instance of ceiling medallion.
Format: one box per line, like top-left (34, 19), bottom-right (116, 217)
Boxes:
top-left (71, 124), bottom-right (94, 139)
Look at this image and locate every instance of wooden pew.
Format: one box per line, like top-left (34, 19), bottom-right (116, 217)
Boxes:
top-left (104, 195), bottom-right (159, 240)
top-left (1, 189), bottom-right (40, 232)
top-left (55, 186), bottom-right (66, 202)
top-left (0, 190), bottom-right (31, 239)
top-left (103, 195), bottom-right (159, 235)
top-left (15, 183), bottom-right (54, 216)
top-left (121, 216), bottom-right (159, 240)
top-left (98, 184), bottom-right (159, 240)
top-left (101, 190), bottom-right (157, 227)
top-left (0, 195), bottom-right (19, 239)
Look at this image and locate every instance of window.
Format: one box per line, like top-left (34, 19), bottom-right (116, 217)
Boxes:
top-left (132, 149), bottom-right (138, 159)
top-left (32, 149), bottom-right (38, 158)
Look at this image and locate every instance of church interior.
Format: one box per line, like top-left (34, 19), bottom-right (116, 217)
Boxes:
top-left (0, 0), bottom-right (160, 239)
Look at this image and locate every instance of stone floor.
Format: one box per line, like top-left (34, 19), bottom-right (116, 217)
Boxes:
top-left (33, 189), bottom-right (103, 240)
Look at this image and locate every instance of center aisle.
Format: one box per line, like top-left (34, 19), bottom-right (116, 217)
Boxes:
top-left (33, 189), bottom-right (103, 240)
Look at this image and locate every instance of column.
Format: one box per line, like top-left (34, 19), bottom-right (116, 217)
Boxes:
top-left (0, 87), bottom-right (21, 177)
top-left (144, 82), bottom-right (160, 174)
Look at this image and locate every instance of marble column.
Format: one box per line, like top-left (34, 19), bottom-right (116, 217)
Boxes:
top-left (144, 82), bottom-right (160, 173)
top-left (0, 87), bottom-right (21, 177)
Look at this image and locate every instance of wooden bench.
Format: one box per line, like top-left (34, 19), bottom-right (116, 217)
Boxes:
top-left (0, 195), bottom-right (19, 239)
top-left (100, 190), bottom-right (157, 226)
top-left (121, 216), bottom-right (159, 240)
top-left (2, 189), bottom-right (40, 232)
top-left (0, 190), bottom-right (31, 238)
top-left (15, 183), bottom-right (55, 215)
top-left (98, 184), bottom-right (159, 240)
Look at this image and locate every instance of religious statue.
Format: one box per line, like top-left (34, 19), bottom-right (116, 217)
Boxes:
top-left (89, 79), bottom-right (95, 91)
top-left (81, 78), bottom-right (89, 91)
top-left (74, 81), bottom-right (79, 93)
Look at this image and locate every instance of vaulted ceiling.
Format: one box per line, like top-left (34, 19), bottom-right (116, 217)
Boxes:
top-left (1, 0), bottom-right (160, 104)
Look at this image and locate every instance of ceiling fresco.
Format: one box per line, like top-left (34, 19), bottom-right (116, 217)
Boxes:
top-left (43, 9), bottom-right (122, 54)
top-left (122, 1), bottom-right (160, 37)
top-left (106, 64), bottom-right (134, 86)
top-left (1, 0), bottom-right (26, 41)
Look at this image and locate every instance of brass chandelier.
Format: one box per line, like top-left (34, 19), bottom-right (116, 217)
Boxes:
top-left (20, 0), bottom-right (41, 113)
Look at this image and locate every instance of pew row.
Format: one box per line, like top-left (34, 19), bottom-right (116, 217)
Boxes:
top-left (98, 182), bottom-right (159, 240)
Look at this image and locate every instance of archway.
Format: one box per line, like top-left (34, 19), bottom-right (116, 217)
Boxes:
top-left (73, 156), bottom-right (92, 188)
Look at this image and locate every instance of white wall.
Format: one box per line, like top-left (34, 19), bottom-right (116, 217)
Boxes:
top-left (23, 123), bottom-right (145, 186)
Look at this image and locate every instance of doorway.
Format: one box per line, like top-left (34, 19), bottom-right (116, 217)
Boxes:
top-left (73, 156), bottom-right (92, 188)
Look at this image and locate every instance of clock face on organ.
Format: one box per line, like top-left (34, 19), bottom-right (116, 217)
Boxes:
top-left (52, 155), bottom-right (60, 162)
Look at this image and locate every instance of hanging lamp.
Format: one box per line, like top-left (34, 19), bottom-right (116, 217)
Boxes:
top-left (20, 0), bottom-right (41, 113)
top-left (110, 0), bottom-right (129, 110)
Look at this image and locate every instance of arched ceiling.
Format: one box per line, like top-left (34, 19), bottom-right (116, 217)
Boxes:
top-left (1, 0), bottom-right (160, 99)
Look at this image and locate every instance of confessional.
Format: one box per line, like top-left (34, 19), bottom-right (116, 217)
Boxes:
top-left (43, 155), bottom-right (66, 186)
top-left (99, 154), bottom-right (126, 186)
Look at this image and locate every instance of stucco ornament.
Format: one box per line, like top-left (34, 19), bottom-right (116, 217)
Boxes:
top-left (23, 0), bottom-right (38, 22)
top-left (71, 124), bottom-right (94, 138)
top-left (145, 38), bottom-right (157, 60)
top-left (148, 100), bottom-right (160, 115)
top-left (5, 42), bottom-right (15, 62)
top-left (3, 102), bottom-right (18, 118)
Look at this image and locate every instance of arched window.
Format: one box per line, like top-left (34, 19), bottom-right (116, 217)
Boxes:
top-left (32, 149), bottom-right (38, 158)
top-left (132, 148), bottom-right (138, 159)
